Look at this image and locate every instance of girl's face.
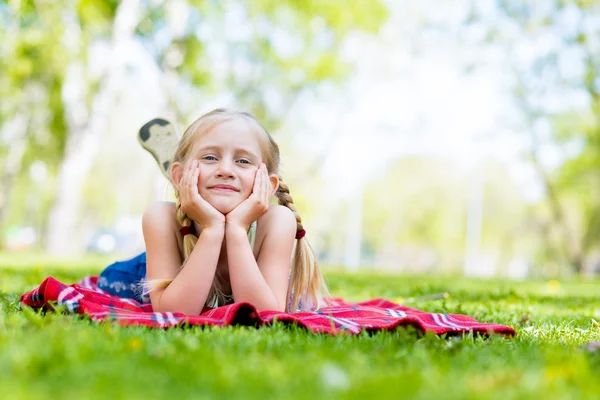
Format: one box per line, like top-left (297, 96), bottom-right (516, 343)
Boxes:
top-left (190, 119), bottom-right (265, 214)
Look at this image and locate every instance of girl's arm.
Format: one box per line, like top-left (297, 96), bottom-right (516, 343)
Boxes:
top-left (226, 205), bottom-right (297, 312)
top-left (142, 202), bottom-right (224, 315)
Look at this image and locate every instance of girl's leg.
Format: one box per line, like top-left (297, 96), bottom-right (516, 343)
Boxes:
top-left (138, 118), bottom-right (179, 181)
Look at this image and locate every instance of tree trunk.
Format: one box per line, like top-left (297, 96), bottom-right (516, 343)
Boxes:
top-left (0, 113), bottom-right (28, 242)
top-left (45, 0), bottom-right (142, 255)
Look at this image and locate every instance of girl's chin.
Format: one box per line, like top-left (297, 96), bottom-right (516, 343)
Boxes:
top-left (209, 199), bottom-right (242, 215)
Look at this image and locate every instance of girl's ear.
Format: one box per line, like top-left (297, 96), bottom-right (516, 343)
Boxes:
top-left (268, 174), bottom-right (279, 198)
top-left (170, 161), bottom-right (183, 189)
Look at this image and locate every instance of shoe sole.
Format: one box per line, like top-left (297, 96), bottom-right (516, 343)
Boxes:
top-left (138, 118), bottom-right (180, 180)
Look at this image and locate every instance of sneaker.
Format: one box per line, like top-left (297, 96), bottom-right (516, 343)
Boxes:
top-left (138, 118), bottom-right (180, 180)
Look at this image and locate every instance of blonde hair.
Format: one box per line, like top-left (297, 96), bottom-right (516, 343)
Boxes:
top-left (145, 108), bottom-right (329, 311)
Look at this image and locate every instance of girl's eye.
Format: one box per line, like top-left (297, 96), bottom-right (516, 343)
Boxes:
top-left (237, 159), bottom-right (251, 165)
top-left (203, 155), bottom-right (217, 161)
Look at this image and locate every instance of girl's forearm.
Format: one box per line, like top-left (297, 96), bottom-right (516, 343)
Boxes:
top-left (226, 226), bottom-right (281, 311)
top-left (155, 227), bottom-right (223, 315)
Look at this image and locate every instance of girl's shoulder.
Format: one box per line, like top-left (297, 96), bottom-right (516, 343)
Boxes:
top-left (260, 204), bottom-right (296, 225)
top-left (141, 201), bottom-right (179, 235)
top-left (142, 201), bottom-right (184, 257)
top-left (143, 200), bottom-right (177, 219)
top-left (255, 204), bottom-right (297, 243)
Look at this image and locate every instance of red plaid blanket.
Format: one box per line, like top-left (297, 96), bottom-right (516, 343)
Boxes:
top-left (20, 276), bottom-right (515, 337)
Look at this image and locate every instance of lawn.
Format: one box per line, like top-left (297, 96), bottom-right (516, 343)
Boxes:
top-left (1, 253), bottom-right (600, 399)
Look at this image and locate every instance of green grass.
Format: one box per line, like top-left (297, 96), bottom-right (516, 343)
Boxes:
top-left (1, 253), bottom-right (600, 399)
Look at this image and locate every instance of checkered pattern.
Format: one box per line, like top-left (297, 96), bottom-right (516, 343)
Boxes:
top-left (20, 276), bottom-right (515, 337)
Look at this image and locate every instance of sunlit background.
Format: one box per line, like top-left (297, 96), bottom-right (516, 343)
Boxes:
top-left (1, 0), bottom-right (599, 279)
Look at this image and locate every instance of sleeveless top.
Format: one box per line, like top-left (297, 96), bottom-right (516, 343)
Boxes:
top-left (247, 220), bottom-right (257, 250)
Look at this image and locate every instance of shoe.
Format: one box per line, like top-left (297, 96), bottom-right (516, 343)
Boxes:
top-left (138, 118), bottom-right (180, 181)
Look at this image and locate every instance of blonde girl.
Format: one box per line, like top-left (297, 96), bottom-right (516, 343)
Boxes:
top-left (97, 109), bottom-right (328, 314)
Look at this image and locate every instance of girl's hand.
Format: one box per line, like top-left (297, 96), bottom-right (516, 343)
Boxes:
top-left (226, 163), bottom-right (271, 231)
top-left (177, 160), bottom-right (225, 231)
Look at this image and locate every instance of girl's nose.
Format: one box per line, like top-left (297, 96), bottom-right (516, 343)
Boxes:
top-left (216, 160), bottom-right (235, 178)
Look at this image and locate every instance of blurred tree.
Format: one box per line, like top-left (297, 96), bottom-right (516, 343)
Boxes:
top-left (0, 0), bottom-right (74, 245)
top-left (464, 0), bottom-right (600, 274)
top-left (0, 0), bottom-right (388, 254)
top-left (359, 156), bottom-right (530, 274)
top-left (138, 0), bottom-right (388, 127)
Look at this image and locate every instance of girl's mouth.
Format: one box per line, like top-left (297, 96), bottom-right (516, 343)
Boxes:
top-left (208, 184), bottom-right (239, 192)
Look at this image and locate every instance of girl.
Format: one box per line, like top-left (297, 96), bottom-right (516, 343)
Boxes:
top-left (97, 109), bottom-right (329, 314)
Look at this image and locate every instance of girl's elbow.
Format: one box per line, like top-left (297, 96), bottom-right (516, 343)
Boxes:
top-left (152, 295), bottom-right (203, 316)
top-left (255, 300), bottom-right (285, 313)
top-left (156, 304), bottom-right (202, 316)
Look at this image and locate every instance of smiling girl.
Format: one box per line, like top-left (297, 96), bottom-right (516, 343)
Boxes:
top-left (97, 109), bottom-right (328, 314)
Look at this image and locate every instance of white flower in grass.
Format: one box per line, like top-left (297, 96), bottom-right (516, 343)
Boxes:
top-left (321, 363), bottom-right (350, 390)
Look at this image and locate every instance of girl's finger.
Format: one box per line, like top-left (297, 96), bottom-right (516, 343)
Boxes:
top-left (185, 162), bottom-right (194, 186)
top-left (253, 164), bottom-right (262, 195)
top-left (265, 166), bottom-right (271, 202)
top-left (187, 161), bottom-right (197, 187)
top-left (180, 163), bottom-right (188, 188)
top-left (262, 165), bottom-right (269, 204)
top-left (261, 164), bottom-right (268, 202)
top-left (189, 161), bottom-right (199, 190)
top-left (177, 161), bottom-right (187, 189)
top-left (257, 164), bottom-right (264, 202)
top-left (183, 161), bottom-right (195, 193)
top-left (195, 166), bottom-right (201, 191)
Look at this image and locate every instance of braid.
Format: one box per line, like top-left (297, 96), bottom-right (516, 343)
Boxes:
top-left (275, 179), bottom-right (303, 232)
top-left (275, 177), bottom-right (330, 311)
top-left (175, 192), bottom-right (197, 264)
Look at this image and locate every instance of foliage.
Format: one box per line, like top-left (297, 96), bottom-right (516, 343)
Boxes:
top-left (0, 0), bottom-right (389, 249)
top-left (360, 156), bottom-right (532, 273)
top-left (0, 0), bottom-right (117, 171)
top-left (0, 0), bottom-right (117, 247)
top-left (464, 0), bottom-right (600, 273)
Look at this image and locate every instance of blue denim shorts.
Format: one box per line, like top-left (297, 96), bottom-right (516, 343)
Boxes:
top-left (98, 252), bottom-right (148, 303)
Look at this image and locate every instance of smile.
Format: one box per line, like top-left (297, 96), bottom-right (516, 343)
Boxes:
top-left (208, 185), bottom-right (239, 192)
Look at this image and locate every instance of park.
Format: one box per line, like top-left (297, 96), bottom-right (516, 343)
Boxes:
top-left (1, 1), bottom-right (600, 399)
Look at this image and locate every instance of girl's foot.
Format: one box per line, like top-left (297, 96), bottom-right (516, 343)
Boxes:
top-left (138, 118), bottom-right (180, 180)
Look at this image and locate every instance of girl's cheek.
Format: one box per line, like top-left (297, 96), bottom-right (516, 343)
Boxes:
top-left (197, 165), bottom-right (211, 181)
